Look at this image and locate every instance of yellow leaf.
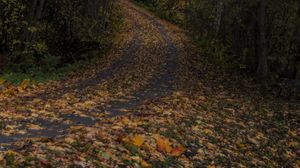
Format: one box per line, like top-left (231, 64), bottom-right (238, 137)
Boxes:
top-left (48, 146), bottom-right (65, 153)
top-left (17, 130), bottom-right (27, 135)
top-left (18, 79), bottom-right (30, 92)
top-left (203, 129), bottom-right (212, 135)
top-left (207, 166), bottom-right (216, 168)
top-left (4, 86), bottom-right (14, 95)
top-left (5, 150), bottom-right (19, 156)
top-left (0, 153), bottom-right (3, 161)
top-left (20, 79), bottom-right (30, 88)
top-left (65, 137), bottom-right (76, 144)
top-left (289, 130), bottom-right (298, 138)
top-left (122, 117), bottom-right (130, 125)
top-left (122, 137), bottom-right (130, 143)
top-left (198, 96), bottom-right (206, 101)
top-left (112, 125), bottom-right (122, 130)
top-left (154, 134), bottom-right (173, 153)
top-left (295, 160), bottom-right (300, 168)
top-left (132, 135), bottom-right (145, 147)
top-left (28, 124), bottom-right (43, 130)
top-left (288, 141), bottom-right (299, 148)
top-left (119, 108), bottom-right (130, 113)
top-left (0, 78), bottom-right (6, 85)
top-left (286, 150), bottom-right (296, 158)
top-left (237, 142), bottom-right (245, 149)
top-left (141, 160), bottom-right (151, 167)
top-left (192, 126), bottom-right (200, 131)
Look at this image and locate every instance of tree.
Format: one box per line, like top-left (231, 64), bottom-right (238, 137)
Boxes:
top-left (256, 0), bottom-right (268, 84)
top-left (0, 0), bottom-right (117, 73)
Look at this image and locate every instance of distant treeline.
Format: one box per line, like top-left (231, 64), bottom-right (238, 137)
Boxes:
top-left (0, 0), bottom-right (118, 73)
top-left (135, 0), bottom-right (300, 84)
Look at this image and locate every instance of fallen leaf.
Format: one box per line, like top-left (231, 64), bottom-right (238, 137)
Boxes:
top-left (48, 146), bottom-right (66, 153)
top-left (132, 135), bottom-right (145, 147)
top-left (154, 134), bottom-right (173, 153)
top-left (0, 153), bottom-right (4, 161)
top-left (28, 124), bottom-right (43, 130)
top-left (288, 141), bottom-right (298, 148)
top-left (248, 136), bottom-right (260, 146)
top-left (295, 160), bottom-right (300, 168)
top-left (65, 137), bottom-right (76, 144)
top-left (171, 145), bottom-right (186, 156)
top-left (122, 117), bottom-right (130, 125)
top-left (289, 130), bottom-right (298, 138)
top-left (203, 129), bottom-right (212, 135)
top-left (0, 78), bottom-right (6, 85)
top-left (141, 160), bottom-right (151, 167)
top-left (18, 79), bottom-right (30, 92)
top-left (100, 152), bottom-right (111, 160)
top-left (192, 126), bottom-right (200, 131)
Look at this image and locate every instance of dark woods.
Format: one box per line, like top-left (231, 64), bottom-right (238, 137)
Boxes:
top-left (0, 0), bottom-right (115, 73)
top-left (136, 0), bottom-right (300, 92)
top-left (189, 0), bottom-right (300, 97)
top-left (190, 0), bottom-right (300, 82)
top-left (1, 0), bottom-right (300, 97)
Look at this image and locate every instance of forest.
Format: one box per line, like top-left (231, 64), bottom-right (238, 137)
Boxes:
top-left (0, 0), bottom-right (299, 167)
top-left (1, 0), bottom-right (300, 88)
top-left (0, 0), bottom-right (118, 82)
top-left (136, 0), bottom-right (300, 88)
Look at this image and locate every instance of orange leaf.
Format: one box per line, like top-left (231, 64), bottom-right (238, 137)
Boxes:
top-left (122, 117), bottom-right (130, 125)
top-left (141, 160), bottom-right (151, 167)
top-left (171, 145), bottom-right (186, 156)
top-left (295, 160), bottom-right (300, 168)
top-left (154, 134), bottom-right (173, 153)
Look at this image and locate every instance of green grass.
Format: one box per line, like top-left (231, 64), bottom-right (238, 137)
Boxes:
top-left (0, 46), bottom-right (112, 85)
top-left (0, 61), bottom-right (82, 85)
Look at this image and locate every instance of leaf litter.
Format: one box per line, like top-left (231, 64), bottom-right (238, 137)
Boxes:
top-left (0, 1), bottom-right (299, 168)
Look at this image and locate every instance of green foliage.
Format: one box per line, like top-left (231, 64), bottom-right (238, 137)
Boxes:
top-left (189, 0), bottom-right (300, 81)
top-left (1, 53), bottom-right (96, 85)
top-left (134, 0), bottom-right (186, 25)
top-left (0, 0), bottom-right (120, 83)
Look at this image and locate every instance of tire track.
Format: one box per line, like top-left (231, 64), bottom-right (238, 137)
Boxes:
top-left (0, 11), bottom-right (144, 146)
top-left (0, 0), bottom-right (179, 149)
top-left (108, 1), bottom-right (179, 116)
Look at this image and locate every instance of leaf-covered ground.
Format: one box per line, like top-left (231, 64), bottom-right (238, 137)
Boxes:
top-left (0, 0), bottom-right (299, 167)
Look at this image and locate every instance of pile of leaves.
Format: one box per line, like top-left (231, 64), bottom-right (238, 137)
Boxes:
top-left (0, 90), bottom-right (299, 167)
top-left (0, 1), bottom-right (299, 168)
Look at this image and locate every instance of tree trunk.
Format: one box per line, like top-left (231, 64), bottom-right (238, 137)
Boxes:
top-left (23, 0), bottom-right (46, 43)
top-left (31, 0), bottom-right (46, 41)
top-left (256, 0), bottom-right (268, 84)
top-left (215, 0), bottom-right (224, 37)
top-left (23, 0), bottom-right (38, 43)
